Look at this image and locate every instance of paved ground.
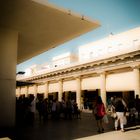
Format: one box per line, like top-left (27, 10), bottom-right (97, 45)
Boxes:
top-left (0, 112), bottom-right (140, 140)
top-left (75, 128), bottom-right (140, 140)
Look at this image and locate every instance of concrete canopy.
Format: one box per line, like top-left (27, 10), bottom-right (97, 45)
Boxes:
top-left (0, 0), bottom-right (100, 64)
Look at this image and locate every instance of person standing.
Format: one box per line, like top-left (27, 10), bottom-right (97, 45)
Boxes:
top-left (114, 96), bottom-right (127, 132)
top-left (29, 95), bottom-right (36, 125)
top-left (135, 95), bottom-right (140, 119)
top-left (93, 96), bottom-right (106, 133)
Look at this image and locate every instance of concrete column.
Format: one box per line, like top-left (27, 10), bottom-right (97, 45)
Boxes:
top-left (25, 86), bottom-right (28, 97)
top-left (65, 91), bottom-right (69, 101)
top-left (33, 84), bottom-right (38, 98)
top-left (0, 28), bottom-right (18, 128)
top-left (76, 77), bottom-right (81, 109)
top-left (44, 82), bottom-right (49, 99)
top-left (133, 67), bottom-right (140, 97)
top-left (16, 87), bottom-right (21, 98)
top-left (58, 80), bottom-right (63, 101)
top-left (100, 72), bottom-right (107, 107)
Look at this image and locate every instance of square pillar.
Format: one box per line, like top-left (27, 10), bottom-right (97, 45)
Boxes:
top-left (0, 28), bottom-right (18, 128)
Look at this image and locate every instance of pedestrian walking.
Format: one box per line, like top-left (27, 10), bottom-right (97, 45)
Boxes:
top-left (114, 96), bottom-right (127, 132)
top-left (93, 96), bottom-right (106, 133)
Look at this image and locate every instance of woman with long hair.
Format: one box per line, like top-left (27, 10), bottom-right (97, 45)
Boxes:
top-left (93, 96), bottom-right (106, 133)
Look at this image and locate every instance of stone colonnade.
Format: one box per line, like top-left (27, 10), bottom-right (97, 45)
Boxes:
top-left (17, 67), bottom-right (140, 109)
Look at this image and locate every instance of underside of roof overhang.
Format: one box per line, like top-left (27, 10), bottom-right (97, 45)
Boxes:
top-left (0, 0), bottom-right (100, 64)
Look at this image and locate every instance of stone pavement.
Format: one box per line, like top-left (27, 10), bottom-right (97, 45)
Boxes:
top-left (74, 128), bottom-right (140, 140)
top-left (0, 138), bottom-right (11, 140)
top-left (1, 112), bottom-right (140, 140)
top-left (15, 112), bottom-right (113, 140)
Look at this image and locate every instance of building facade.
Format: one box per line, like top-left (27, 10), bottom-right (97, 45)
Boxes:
top-left (16, 26), bottom-right (140, 109)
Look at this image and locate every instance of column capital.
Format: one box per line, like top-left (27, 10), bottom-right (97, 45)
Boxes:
top-left (34, 83), bottom-right (39, 86)
top-left (56, 78), bottom-right (63, 82)
top-left (97, 70), bottom-right (106, 75)
top-left (131, 64), bottom-right (140, 69)
top-left (73, 74), bottom-right (81, 79)
top-left (45, 81), bottom-right (49, 84)
top-left (33, 84), bottom-right (37, 88)
top-left (42, 81), bottom-right (49, 84)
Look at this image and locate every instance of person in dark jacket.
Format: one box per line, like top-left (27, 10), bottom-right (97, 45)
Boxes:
top-left (114, 96), bottom-right (127, 132)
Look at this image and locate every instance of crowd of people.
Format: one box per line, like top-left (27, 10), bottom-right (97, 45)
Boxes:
top-left (16, 94), bottom-right (140, 133)
top-left (16, 95), bottom-right (81, 126)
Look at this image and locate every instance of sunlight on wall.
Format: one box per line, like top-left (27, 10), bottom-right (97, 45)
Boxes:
top-left (79, 26), bottom-right (140, 62)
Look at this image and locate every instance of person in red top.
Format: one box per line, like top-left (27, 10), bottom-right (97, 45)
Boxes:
top-left (93, 96), bottom-right (106, 133)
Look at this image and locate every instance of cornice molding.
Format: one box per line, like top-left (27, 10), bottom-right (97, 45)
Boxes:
top-left (17, 50), bottom-right (140, 83)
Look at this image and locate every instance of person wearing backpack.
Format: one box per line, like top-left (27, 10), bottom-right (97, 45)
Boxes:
top-left (93, 96), bottom-right (106, 133)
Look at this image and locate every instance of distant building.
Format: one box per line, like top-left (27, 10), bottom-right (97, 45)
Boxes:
top-left (16, 26), bottom-right (140, 109)
top-left (52, 52), bottom-right (78, 68)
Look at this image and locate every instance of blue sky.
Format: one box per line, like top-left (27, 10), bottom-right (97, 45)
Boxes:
top-left (17, 0), bottom-right (140, 72)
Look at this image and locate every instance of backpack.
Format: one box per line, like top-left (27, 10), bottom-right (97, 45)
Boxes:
top-left (97, 104), bottom-right (105, 117)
